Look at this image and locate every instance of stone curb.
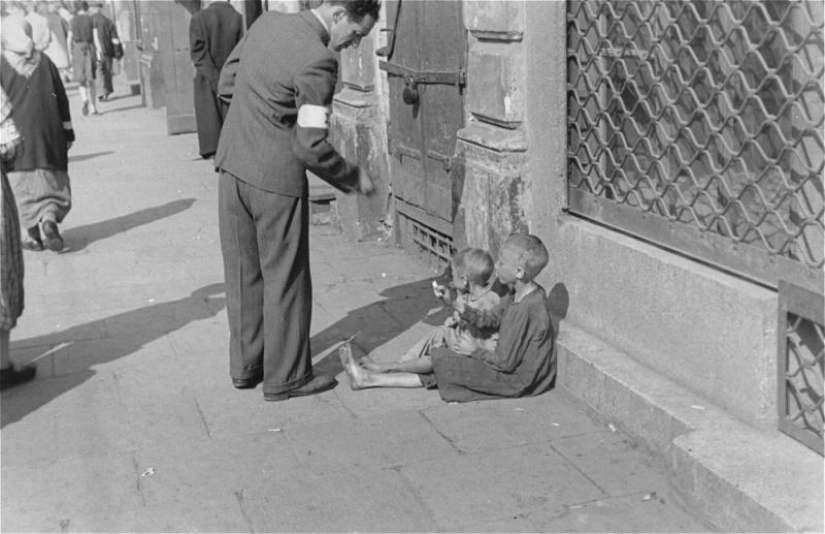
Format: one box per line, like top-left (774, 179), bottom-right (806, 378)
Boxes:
top-left (558, 325), bottom-right (824, 533)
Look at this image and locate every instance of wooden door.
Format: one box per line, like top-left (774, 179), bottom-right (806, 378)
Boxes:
top-left (383, 0), bottom-right (466, 238)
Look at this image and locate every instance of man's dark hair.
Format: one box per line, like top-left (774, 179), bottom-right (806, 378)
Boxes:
top-left (329, 0), bottom-right (380, 21)
top-left (75, 0), bottom-right (88, 11)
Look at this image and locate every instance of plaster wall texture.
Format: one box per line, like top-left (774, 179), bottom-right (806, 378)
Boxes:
top-left (464, 0), bottom-right (525, 35)
top-left (552, 220), bottom-right (778, 429)
top-left (466, 42), bottom-right (526, 127)
top-left (332, 88), bottom-right (389, 241)
top-left (331, 11), bottom-right (391, 241)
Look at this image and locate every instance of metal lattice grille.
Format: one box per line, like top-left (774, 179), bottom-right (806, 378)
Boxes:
top-left (778, 281), bottom-right (824, 455)
top-left (567, 0), bottom-right (824, 292)
top-left (396, 211), bottom-right (455, 270)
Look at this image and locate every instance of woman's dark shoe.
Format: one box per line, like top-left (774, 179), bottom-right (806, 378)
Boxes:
top-left (40, 220), bottom-right (65, 252)
top-left (264, 375), bottom-right (337, 402)
top-left (0, 364), bottom-right (37, 390)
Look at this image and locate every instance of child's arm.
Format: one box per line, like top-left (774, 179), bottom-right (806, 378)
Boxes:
top-left (466, 305), bottom-right (536, 373)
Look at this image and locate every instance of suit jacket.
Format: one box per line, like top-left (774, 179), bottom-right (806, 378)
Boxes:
top-left (215, 11), bottom-right (358, 197)
top-left (189, 2), bottom-right (243, 93)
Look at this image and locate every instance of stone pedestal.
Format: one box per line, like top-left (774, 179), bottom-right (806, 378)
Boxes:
top-left (331, 34), bottom-right (389, 241)
top-left (456, 1), bottom-right (529, 254)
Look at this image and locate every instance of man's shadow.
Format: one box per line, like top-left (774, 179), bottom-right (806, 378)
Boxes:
top-left (1, 283), bottom-right (226, 428)
top-left (61, 198), bottom-right (196, 253)
top-left (310, 276), bottom-right (451, 377)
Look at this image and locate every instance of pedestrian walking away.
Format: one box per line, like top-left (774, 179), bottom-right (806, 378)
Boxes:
top-left (39, 0), bottom-right (71, 81)
top-left (189, 0), bottom-right (243, 160)
top-left (23, 0), bottom-right (52, 52)
top-left (67, 0), bottom-right (99, 115)
top-left (89, 1), bottom-right (119, 102)
top-left (1, 15), bottom-right (75, 253)
top-left (215, 0), bottom-right (380, 401)
top-left (0, 84), bottom-right (35, 390)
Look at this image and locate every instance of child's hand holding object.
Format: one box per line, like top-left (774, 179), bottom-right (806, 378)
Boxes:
top-left (451, 330), bottom-right (478, 356)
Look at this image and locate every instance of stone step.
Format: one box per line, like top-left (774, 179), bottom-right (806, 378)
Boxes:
top-left (558, 325), bottom-right (824, 533)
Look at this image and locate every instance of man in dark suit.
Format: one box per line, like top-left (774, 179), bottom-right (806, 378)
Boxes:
top-left (189, 0), bottom-right (242, 159)
top-left (89, 2), bottom-right (119, 101)
top-left (215, 0), bottom-right (380, 402)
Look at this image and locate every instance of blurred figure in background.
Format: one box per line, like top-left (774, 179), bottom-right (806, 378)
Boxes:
top-left (42, 1), bottom-right (71, 82)
top-left (1, 16), bottom-right (75, 252)
top-left (189, 0), bottom-right (243, 160)
top-left (24, 0), bottom-right (52, 52)
top-left (89, 1), bottom-right (118, 102)
top-left (67, 0), bottom-right (99, 115)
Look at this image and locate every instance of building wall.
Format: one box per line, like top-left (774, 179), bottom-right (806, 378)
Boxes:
top-left (332, 0), bottom-right (782, 430)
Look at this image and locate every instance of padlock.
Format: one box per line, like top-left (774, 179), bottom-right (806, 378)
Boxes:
top-left (403, 77), bottom-right (419, 104)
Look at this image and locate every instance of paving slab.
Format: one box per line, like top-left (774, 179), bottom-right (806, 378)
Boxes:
top-left (400, 442), bottom-right (606, 530)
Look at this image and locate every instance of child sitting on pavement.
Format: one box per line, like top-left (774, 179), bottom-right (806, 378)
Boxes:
top-left (340, 233), bottom-right (556, 403)
top-left (359, 247), bottom-right (503, 375)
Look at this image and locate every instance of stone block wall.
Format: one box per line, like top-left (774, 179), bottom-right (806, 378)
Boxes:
top-left (331, 16), bottom-right (390, 241)
top-left (456, 1), bottom-right (529, 254)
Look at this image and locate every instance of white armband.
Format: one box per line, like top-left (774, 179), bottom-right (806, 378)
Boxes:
top-left (297, 104), bottom-right (330, 129)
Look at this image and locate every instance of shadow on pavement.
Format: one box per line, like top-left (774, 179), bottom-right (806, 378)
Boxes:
top-left (68, 151), bottom-right (115, 164)
top-left (0, 283), bottom-right (226, 428)
top-left (61, 198), bottom-right (196, 253)
top-left (98, 103), bottom-right (150, 115)
top-left (309, 275), bottom-right (454, 378)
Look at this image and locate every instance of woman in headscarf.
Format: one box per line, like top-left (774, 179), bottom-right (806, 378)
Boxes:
top-left (1, 15), bottom-right (75, 252)
top-left (0, 84), bottom-right (35, 390)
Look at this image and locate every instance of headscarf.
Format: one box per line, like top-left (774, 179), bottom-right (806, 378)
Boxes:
top-left (1, 15), bottom-right (41, 78)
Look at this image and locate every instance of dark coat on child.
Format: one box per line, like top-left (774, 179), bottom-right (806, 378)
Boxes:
top-left (429, 285), bottom-right (557, 403)
top-left (189, 1), bottom-right (242, 159)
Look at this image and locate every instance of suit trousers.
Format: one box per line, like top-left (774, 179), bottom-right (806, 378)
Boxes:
top-left (218, 171), bottom-right (313, 395)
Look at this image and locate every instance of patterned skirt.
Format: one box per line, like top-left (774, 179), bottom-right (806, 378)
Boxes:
top-left (0, 166), bottom-right (24, 329)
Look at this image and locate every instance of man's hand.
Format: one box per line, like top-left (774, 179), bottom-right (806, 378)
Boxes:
top-left (0, 136), bottom-right (22, 163)
top-left (355, 167), bottom-right (375, 197)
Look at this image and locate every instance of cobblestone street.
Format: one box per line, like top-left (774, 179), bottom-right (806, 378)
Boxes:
top-left (0, 81), bottom-right (715, 533)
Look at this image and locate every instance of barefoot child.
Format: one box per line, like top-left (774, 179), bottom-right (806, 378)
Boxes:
top-left (360, 247), bottom-right (503, 375)
top-left (341, 233), bottom-right (556, 402)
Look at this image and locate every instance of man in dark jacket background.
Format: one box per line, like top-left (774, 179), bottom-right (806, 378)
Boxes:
top-left (215, 0), bottom-right (380, 402)
top-left (189, 0), bottom-right (243, 160)
top-left (89, 2), bottom-right (119, 102)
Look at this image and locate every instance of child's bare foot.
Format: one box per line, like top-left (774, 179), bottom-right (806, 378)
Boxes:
top-left (338, 342), bottom-right (373, 390)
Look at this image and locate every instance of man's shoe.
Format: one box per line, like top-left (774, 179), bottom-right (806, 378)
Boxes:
top-left (264, 375), bottom-right (337, 402)
top-left (232, 371), bottom-right (263, 389)
top-left (0, 364), bottom-right (37, 391)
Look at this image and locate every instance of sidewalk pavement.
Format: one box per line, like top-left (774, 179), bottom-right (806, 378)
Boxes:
top-left (0, 78), bottom-right (715, 533)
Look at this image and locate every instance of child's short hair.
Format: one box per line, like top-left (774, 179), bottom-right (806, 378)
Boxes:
top-left (453, 248), bottom-right (495, 286)
top-left (504, 233), bottom-right (549, 281)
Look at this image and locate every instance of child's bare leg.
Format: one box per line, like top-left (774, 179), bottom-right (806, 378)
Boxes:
top-left (364, 355), bottom-right (432, 374)
top-left (339, 344), bottom-right (424, 390)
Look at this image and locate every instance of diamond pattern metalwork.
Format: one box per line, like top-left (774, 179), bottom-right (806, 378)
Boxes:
top-left (778, 281), bottom-right (824, 455)
top-left (567, 0), bottom-right (824, 291)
